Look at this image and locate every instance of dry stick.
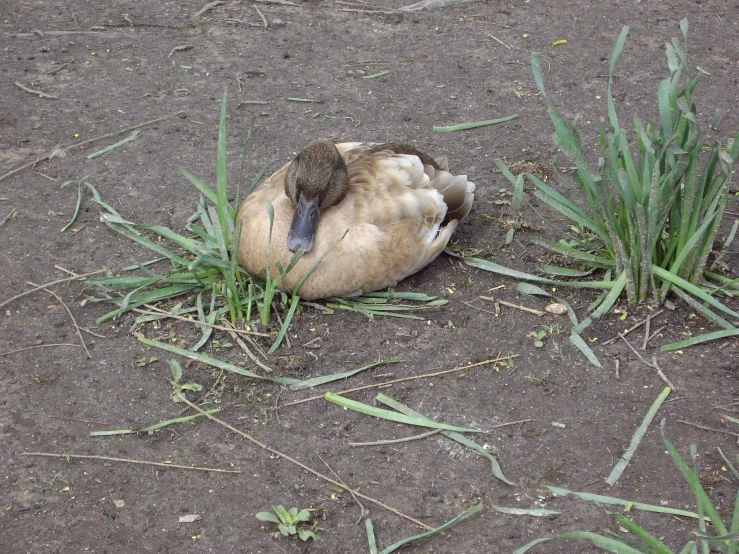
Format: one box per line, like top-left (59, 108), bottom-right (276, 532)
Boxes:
top-left (193, 0), bottom-right (226, 17)
top-left (618, 333), bottom-right (675, 390)
top-left (0, 270), bottom-right (105, 310)
top-left (21, 452), bottom-right (241, 473)
top-left (651, 357), bottom-right (677, 391)
top-left (0, 343), bottom-right (80, 357)
top-left (278, 356), bottom-right (516, 409)
top-left (642, 313), bottom-right (653, 351)
top-left (602, 310), bottom-right (665, 345)
top-left (614, 358), bottom-right (620, 380)
top-left (488, 33), bottom-right (512, 49)
top-left (222, 320), bottom-right (275, 373)
top-left (177, 395), bottom-right (433, 530)
top-left (480, 297), bottom-right (544, 316)
top-left (460, 300), bottom-right (497, 316)
top-left (254, 6), bottom-right (268, 27)
top-left (132, 308), bottom-right (270, 337)
top-left (0, 111), bottom-right (185, 183)
top-left (30, 282), bottom-right (91, 359)
top-left (80, 327), bottom-right (106, 339)
top-left (14, 81), bottom-right (58, 99)
top-left (645, 325), bottom-right (667, 346)
top-left (42, 414), bottom-right (110, 425)
top-left (677, 420), bottom-right (739, 438)
top-left (314, 450), bottom-right (366, 525)
top-left (349, 429), bottom-right (442, 447)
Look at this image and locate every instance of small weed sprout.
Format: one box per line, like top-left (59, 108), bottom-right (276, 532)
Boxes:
top-left (168, 359), bottom-right (203, 403)
top-left (256, 505), bottom-right (318, 541)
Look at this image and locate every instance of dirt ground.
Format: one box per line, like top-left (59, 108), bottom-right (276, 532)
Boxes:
top-left (2, 1), bottom-right (739, 552)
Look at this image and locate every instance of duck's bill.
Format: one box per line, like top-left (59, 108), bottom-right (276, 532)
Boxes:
top-left (287, 193), bottom-right (321, 253)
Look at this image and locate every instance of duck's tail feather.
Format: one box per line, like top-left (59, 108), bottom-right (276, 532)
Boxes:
top-left (425, 165), bottom-right (475, 224)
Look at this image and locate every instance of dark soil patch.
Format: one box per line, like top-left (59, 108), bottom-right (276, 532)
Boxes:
top-left (2, 1), bottom-right (738, 553)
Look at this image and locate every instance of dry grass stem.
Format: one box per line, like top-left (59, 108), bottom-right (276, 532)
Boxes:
top-left (314, 450), bottom-right (366, 525)
top-left (0, 270), bottom-right (105, 310)
top-left (31, 281), bottom-right (91, 359)
top-left (480, 297), bottom-right (545, 316)
top-left (278, 355), bottom-right (517, 409)
top-left (177, 395), bottom-right (434, 530)
top-left (488, 33), bottom-right (512, 49)
top-left (0, 111), bottom-right (185, 183)
top-left (21, 452), bottom-right (241, 473)
top-left (677, 420), bottom-right (739, 438)
top-left (602, 310), bottom-right (665, 345)
top-left (133, 307), bottom-right (270, 337)
top-left (349, 428), bottom-right (442, 447)
top-left (14, 81), bottom-right (57, 99)
top-left (0, 343), bottom-right (80, 357)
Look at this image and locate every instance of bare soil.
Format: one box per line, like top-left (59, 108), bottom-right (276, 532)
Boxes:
top-left (2, 1), bottom-right (738, 553)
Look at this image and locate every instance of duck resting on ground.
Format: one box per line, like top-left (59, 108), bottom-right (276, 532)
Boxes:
top-left (236, 140), bottom-right (475, 300)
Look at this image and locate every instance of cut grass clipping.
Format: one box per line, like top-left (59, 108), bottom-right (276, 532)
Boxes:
top-left (464, 20), bottom-right (739, 359)
top-left (514, 422), bottom-right (739, 554)
top-left (82, 90), bottom-right (445, 354)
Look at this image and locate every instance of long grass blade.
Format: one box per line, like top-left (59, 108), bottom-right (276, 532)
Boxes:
top-left (324, 393), bottom-right (487, 434)
top-left (289, 358), bottom-right (399, 391)
top-left (605, 387), bottom-right (671, 485)
top-left (378, 504), bottom-right (482, 554)
top-left (376, 393), bottom-right (513, 485)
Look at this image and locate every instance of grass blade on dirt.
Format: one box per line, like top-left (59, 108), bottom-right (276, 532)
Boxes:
top-left (514, 531), bottom-right (647, 554)
top-left (433, 114), bottom-right (517, 132)
top-left (547, 486), bottom-right (706, 520)
top-left (605, 387), bottom-right (671, 485)
top-left (492, 506), bottom-right (561, 517)
top-left (87, 130), bottom-right (140, 160)
top-left (324, 393), bottom-right (487, 434)
top-left (377, 503), bottom-right (482, 554)
top-left (137, 335), bottom-right (301, 385)
top-left (661, 329), bottom-right (739, 351)
top-left (376, 393), bottom-right (513, 485)
top-left (90, 409), bottom-right (220, 436)
top-left (289, 358), bottom-right (400, 391)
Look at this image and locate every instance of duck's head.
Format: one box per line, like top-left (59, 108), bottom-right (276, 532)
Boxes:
top-left (284, 140), bottom-right (349, 253)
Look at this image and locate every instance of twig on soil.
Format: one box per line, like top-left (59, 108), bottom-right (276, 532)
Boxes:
top-left (42, 414), bottom-right (110, 425)
top-left (349, 429), bottom-right (442, 447)
top-left (193, 1), bottom-right (225, 17)
top-left (645, 325), bottom-right (667, 346)
top-left (237, 100), bottom-right (269, 106)
top-left (177, 395), bottom-right (434, 530)
top-left (399, 0), bottom-right (482, 11)
top-left (314, 450), bottom-right (366, 525)
top-left (168, 44), bottom-right (193, 58)
top-left (651, 356), bottom-right (677, 391)
top-left (46, 63), bottom-right (68, 75)
top-left (0, 270), bottom-right (105, 310)
top-left (0, 207), bottom-right (17, 226)
top-left (80, 327), bottom-right (106, 339)
top-left (460, 300), bottom-right (497, 316)
top-left (254, 0), bottom-right (299, 6)
top-left (222, 320), bottom-right (275, 373)
top-left (278, 355), bottom-right (516, 409)
top-left (14, 81), bottom-right (57, 99)
top-left (487, 33), bottom-right (512, 49)
top-left (642, 313), bottom-right (653, 351)
top-left (30, 281), bottom-right (91, 359)
top-left (677, 420), bottom-right (739, 438)
top-left (614, 358), bottom-right (620, 380)
top-left (254, 6), bottom-right (268, 27)
top-left (480, 297), bottom-right (544, 316)
top-left (602, 310), bottom-right (664, 345)
top-left (133, 307), bottom-right (270, 337)
top-left (0, 111), bottom-right (185, 183)
top-left (21, 452), bottom-right (241, 473)
top-left (0, 343), bottom-right (80, 357)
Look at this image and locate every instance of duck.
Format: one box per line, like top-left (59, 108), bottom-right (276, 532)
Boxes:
top-left (236, 140), bottom-right (475, 300)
